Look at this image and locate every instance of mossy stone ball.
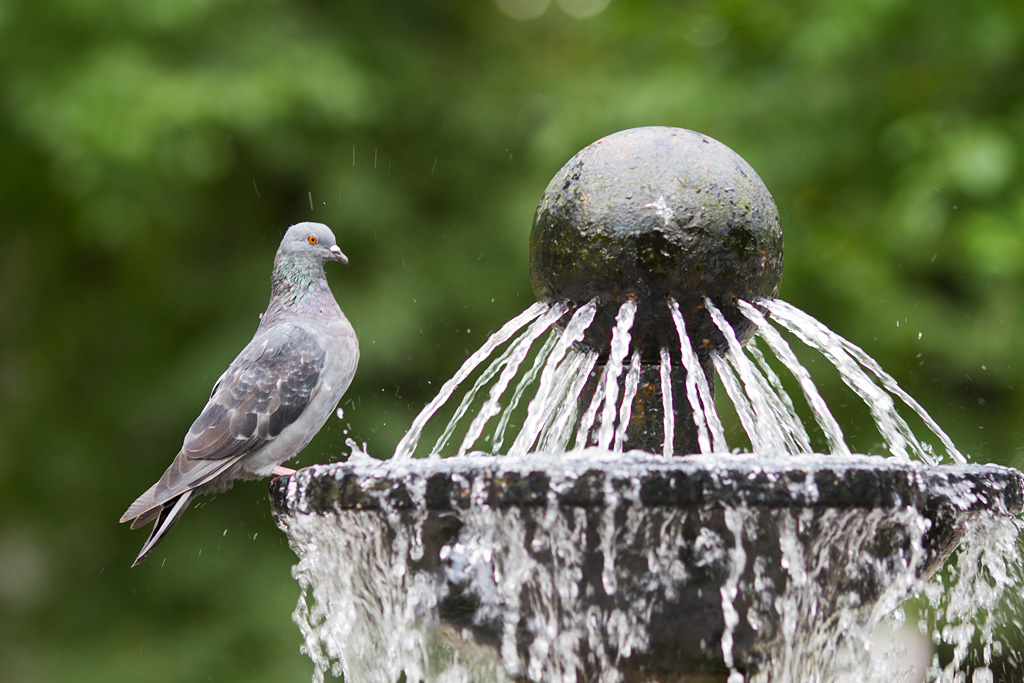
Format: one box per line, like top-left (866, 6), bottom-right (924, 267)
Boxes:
top-left (529, 126), bottom-right (783, 359)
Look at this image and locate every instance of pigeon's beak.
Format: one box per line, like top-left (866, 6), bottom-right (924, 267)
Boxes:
top-left (329, 245), bottom-right (349, 265)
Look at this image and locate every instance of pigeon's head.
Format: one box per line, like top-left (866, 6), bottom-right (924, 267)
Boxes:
top-left (279, 222), bottom-right (349, 266)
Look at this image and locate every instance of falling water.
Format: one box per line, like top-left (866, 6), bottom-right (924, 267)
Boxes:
top-left (659, 347), bottom-right (674, 458)
top-left (394, 301), bottom-right (554, 460)
top-left (282, 295), bottom-right (1018, 683)
top-left (451, 305), bottom-right (566, 456)
top-left (508, 301), bottom-right (599, 456)
top-left (736, 299), bottom-right (849, 457)
top-left (393, 297), bottom-right (965, 466)
top-left (615, 350), bottom-right (642, 452)
top-left (274, 120), bottom-right (1023, 683)
top-left (762, 299), bottom-right (965, 465)
top-left (669, 299), bottom-right (727, 453)
top-left (593, 298), bottom-right (637, 451)
top-left (708, 299), bottom-right (805, 453)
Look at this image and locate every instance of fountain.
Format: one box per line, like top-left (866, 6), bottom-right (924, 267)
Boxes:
top-left (270, 127), bottom-right (1024, 682)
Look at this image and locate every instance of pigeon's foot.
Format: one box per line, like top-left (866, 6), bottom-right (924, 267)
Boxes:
top-left (271, 465), bottom-right (297, 477)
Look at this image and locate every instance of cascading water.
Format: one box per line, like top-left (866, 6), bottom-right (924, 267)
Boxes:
top-left (386, 295), bottom-right (964, 465)
top-left (271, 127), bottom-right (1024, 683)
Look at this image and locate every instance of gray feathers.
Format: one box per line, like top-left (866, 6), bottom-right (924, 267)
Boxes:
top-left (121, 222), bottom-right (359, 566)
top-left (188, 323), bottom-right (326, 459)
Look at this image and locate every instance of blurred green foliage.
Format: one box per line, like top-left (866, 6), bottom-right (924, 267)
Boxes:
top-left (1, 1), bottom-right (1023, 681)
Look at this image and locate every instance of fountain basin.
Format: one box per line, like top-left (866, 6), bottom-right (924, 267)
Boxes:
top-left (271, 452), bottom-right (1023, 682)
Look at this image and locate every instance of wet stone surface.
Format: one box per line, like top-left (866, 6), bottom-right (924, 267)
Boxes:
top-left (271, 452), bottom-right (1024, 516)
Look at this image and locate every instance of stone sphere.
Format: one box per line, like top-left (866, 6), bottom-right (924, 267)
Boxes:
top-left (529, 126), bottom-right (783, 359)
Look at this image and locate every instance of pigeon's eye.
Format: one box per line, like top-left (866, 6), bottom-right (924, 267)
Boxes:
top-left (307, 235), bottom-right (318, 245)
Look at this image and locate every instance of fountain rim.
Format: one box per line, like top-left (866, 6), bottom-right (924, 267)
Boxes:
top-left (270, 451), bottom-right (1024, 517)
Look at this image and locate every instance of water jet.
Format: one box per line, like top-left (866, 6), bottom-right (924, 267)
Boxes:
top-left (271, 127), bottom-right (1024, 682)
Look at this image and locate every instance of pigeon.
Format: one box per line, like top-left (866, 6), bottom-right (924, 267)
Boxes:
top-left (121, 222), bottom-right (359, 566)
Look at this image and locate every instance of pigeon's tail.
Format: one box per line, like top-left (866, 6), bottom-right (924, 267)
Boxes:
top-left (130, 491), bottom-right (195, 567)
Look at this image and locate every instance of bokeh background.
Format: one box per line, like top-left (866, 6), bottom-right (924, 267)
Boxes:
top-left (2, 1), bottom-right (1023, 681)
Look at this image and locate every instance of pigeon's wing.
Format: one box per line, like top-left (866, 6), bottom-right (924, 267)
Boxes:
top-left (184, 321), bottom-right (327, 461)
top-left (121, 322), bottom-right (326, 522)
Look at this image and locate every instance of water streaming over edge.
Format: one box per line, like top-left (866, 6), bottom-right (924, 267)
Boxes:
top-left (281, 451), bottom-right (1023, 683)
